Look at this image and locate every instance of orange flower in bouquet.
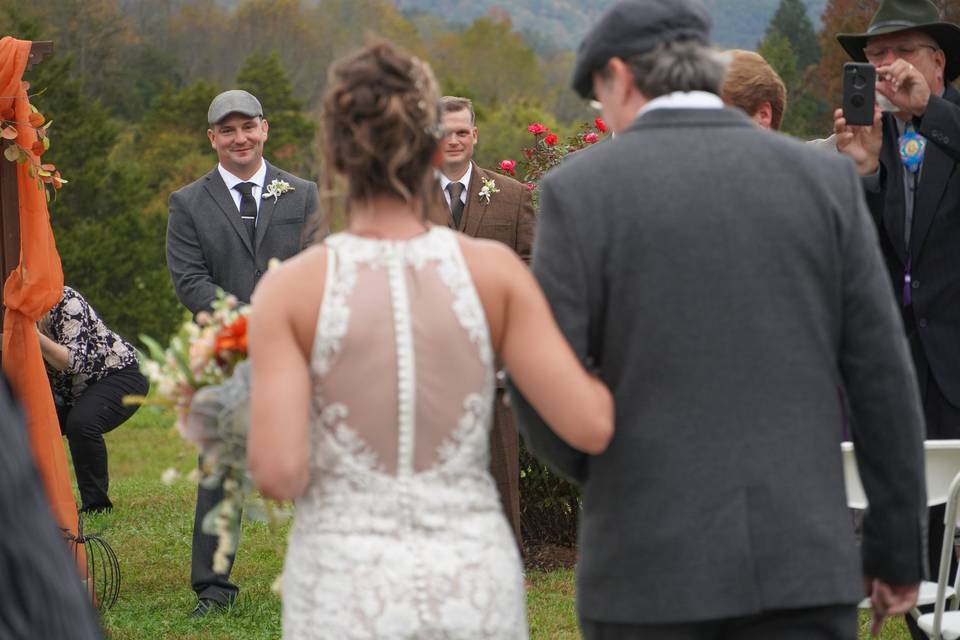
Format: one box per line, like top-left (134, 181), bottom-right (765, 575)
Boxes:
top-left (213, 315), bottom-right (248, 361)
top-left (129, 289), bottom-right (263, 573)
top-left (133, 291), bottom-right (250, 446)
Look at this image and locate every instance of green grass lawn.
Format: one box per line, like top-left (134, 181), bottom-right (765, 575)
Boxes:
top-left (82, 408), bottom-right (908, 639)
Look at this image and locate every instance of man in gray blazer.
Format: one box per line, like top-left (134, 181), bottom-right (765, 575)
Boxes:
top-left (166, 89), bottom-right (320, 617)
top-left (510, 1), bottom-right (926, 638)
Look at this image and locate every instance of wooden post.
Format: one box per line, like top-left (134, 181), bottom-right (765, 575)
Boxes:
top-left (0, 41), bottom-right (53, 347)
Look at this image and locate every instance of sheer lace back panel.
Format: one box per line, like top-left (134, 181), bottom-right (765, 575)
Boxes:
top-left (283, 226), bottom-right (526, 639)
top-left (311, 225), bottom-right (494, 477)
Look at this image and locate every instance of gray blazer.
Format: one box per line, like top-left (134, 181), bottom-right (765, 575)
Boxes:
top-left (166, 161), bottom-right (320, 314)
top-left (510, 108), bottom-right (926, 624)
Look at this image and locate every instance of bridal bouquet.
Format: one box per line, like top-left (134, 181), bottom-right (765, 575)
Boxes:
top-left (497, 118), bottom-right (608, 199)
top-left (132, 291), bottom-right (259, 573)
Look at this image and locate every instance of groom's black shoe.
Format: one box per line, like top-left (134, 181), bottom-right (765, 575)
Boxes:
top-left (188, 598), bottom-right (227, 620)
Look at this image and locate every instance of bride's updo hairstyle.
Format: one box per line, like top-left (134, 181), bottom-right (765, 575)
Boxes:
top-left (322, 40), bottom-right (442, 207)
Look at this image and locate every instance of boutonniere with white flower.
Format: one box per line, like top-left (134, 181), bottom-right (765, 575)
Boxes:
top-left (478, 177), bottom-right (500, 205)
top-left (262, 178), bottom-right (295, 202)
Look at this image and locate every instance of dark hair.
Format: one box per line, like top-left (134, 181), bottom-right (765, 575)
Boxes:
top-left (322, 40), bottom-right (441, 207)
top-left (439, 96), bottom-right (475, 125)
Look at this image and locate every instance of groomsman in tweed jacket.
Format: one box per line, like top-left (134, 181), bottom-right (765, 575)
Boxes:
top-left (435, 96), bottom-right (536, 547)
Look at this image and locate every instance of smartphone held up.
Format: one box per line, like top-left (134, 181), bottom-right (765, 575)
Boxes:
top-left (842, 62), bottom-right (876, 126)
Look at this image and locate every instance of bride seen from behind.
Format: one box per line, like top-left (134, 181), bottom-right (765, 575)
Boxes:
top-left (247, 39), bottom-right (613, 639)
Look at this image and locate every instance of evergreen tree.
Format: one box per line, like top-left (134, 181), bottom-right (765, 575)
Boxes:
top-left (27, 56), bottom-right (183, 343)
top-left (810, 0), bottom-right (878, 113)
top-left (764, 0), bottom-right (821, 68)
top-left (757, 29), bottom-right (827, 139)
top-left (236, 50), bottom-right (317, 179)
top-left (758, 30), bottom-right (801, 94)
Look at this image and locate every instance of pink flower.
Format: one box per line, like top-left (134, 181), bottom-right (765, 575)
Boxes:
top-left (544, 133), bottom-right (558, 147)
top-left (499, 159), bottom-right (517, 176)
top-left (526, 182), bottom-right (536, 191)
top-left (595, 118), bottom-right (607, 133)
top-left (584, 132), bottom-right (599, 144)
top-left (527, 122), bottom-right (548, 135)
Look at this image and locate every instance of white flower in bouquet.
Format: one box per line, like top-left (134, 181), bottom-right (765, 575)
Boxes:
top-left (160, 467), bottom-right (181, 486)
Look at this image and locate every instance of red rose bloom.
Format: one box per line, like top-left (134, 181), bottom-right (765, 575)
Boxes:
top-left (544, 133), bottom-right (558, 147)
top-left (595, 118), bottom-right (607, 133)
top-left (498, 159), bottom-right (517, 176)
top-left (584, 132), bottom-right (599, 144)
top-left (527, 122), bottom-right (548, 135)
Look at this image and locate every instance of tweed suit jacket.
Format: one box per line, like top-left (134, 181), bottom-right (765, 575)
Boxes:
top-left (866, 84), bottom-right (960, 419)
top-left (438, 161), bottom-right (535, 262)
top-left (166, 161), bottom-right (320, 315)
top-left (509, 107), bottom-right (927, 624)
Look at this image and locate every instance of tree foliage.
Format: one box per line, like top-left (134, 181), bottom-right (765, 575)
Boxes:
top-left (765, 0), bottom-right (822, 68)
top-left (236, 50), bottom-right (317, 179)
top-left (758, 27), bottom-right (826, 139)
top-left (26, 55), bottom-right (183, 343)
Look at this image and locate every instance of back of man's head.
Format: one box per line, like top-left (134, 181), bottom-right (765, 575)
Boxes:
top-left (571, 0), bottom-right (716, 99)
top-left (720, 50), bottom-right (787, 130)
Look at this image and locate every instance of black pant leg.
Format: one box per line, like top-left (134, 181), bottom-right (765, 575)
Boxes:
top-left (59, 365), bottom-right (148, 510)
top-left (190, 455), bottom-right (240, 605)
top-left (728, 604), bottom-right (857, 640)
top-left (582, 606), bottom-right (856, 640)
top-left (580, 618), bottom-right (715, 640)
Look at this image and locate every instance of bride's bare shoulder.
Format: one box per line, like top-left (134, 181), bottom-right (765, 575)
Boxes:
top-left (251, 243), bottom-right (327, 344)
top-left (255, 244), bottom-right (327, 297)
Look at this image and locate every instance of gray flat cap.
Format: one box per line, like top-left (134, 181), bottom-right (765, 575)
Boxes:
top-left (207, 89), bottom-right (263, 125)
top-left (572, 0), bottom-right (712, 98)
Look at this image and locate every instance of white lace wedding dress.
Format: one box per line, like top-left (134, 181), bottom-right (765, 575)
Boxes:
top-left (282, 226), bottom-right (527, 639)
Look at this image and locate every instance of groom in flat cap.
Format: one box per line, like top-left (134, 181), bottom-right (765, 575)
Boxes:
top-left (510, 0), bottom-right (927, 637)
top-left (834, 1), bottom-right (960, 637)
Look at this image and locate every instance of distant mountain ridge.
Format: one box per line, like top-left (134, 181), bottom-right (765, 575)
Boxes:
top-left (392, 0), bottom-right (829, 51)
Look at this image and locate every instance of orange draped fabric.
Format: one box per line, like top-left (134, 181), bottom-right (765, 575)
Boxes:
top-left (0, 37), bottom-right (84, 569)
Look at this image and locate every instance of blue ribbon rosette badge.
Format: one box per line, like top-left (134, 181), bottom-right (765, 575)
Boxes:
top-left (899, 123), bottom-right (926, 173)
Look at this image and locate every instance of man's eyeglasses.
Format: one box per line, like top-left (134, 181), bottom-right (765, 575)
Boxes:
top-left (863, 43), bottom-right (939, 63)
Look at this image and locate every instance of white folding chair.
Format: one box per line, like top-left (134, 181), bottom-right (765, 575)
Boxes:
top-left (842, 440), bottom-right (960, 619)
top-left (916, 471), bottom-right (960, 639)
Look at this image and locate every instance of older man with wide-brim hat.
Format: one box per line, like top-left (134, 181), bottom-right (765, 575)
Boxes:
top-left (835, 0), bottom-right (960, 149)
top-left (835, 5), bottom-right (960, 637)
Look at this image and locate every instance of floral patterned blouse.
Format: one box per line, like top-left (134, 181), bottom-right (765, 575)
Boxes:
top-left (44, 286), bottom-right (138, 405)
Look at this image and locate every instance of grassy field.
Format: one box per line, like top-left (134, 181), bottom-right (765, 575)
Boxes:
top-left (82, 408), bottom-right (907, 639)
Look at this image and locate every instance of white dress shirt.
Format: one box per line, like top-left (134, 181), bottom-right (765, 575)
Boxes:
top-left (218, 160), bottom-right (267, 220)
top-left (637, 91), bottom-right (724, 119)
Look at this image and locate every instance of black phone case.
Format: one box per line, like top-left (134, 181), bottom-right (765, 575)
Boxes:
top-left (842, 62), bottom-right (876, 126)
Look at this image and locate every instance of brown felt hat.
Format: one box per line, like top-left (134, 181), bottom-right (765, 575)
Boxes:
top-left (836, 0), bottom-right (960, 81)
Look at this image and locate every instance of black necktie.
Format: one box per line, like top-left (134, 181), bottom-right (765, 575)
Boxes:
top-left (447, 182), bottom-right (465, 228)
top-left (233, 182), bottom-right (257, 245)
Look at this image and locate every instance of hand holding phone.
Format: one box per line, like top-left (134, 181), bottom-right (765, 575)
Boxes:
top-left (842, 62), bottom-right (876, 126)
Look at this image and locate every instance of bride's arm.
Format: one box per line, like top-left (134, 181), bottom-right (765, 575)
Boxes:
top-left (498, 251), bottom-right (613, 455)
top-left (248, 265), bottom-right (313, 501)
top-left (468, 239), bottom-right (613, 455)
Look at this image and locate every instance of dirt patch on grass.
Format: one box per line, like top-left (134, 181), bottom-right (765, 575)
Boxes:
top-left (523, 543), bottom-right (577, 571)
